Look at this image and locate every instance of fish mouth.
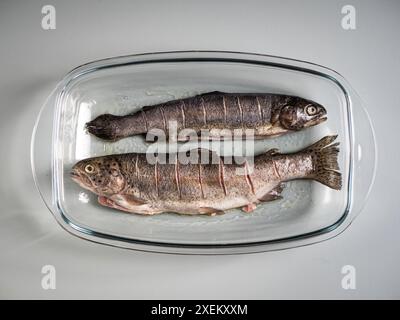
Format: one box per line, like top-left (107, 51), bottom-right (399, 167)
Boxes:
top-left (308, 115), bottom-right (327, 126)
top-left (85, 122), bottom-right (99, 134)
top-left (70, 170), bottom-right (81, 182)
top-left (317, 115), bottom-right (328, 123)
top-left (85, 121), bottom-right (116, 141)
top-left (70, 169), bottom-right (96, 192)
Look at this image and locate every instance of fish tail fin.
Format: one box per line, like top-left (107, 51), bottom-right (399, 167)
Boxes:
top-left (306, 135), bottom-right (342, 190)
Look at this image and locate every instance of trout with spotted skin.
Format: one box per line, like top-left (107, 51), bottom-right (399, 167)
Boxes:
top-left (86, 92), bottom-right (327, 141)
top-left (70, 135), bottom-right (341, 215)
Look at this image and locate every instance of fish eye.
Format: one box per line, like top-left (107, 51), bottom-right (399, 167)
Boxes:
top-left (85, 164), bottom-right (95, 173)
top-left (306, 105), bottom-right (318, 116)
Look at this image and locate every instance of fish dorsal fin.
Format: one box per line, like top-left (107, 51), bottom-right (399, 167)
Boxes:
top-left (141, 105), bottom-right (152, 111)
top-left (200, 91), bottom-right (225, 96)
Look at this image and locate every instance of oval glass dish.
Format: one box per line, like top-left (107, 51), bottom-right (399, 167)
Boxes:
top-left (31, 51), bottom-right (376, 254)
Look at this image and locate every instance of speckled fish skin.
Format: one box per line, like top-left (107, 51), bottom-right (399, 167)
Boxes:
top-left (70, 135), bottom-right (341, 216)
top-left (86, 92), bottom-right (327, 141)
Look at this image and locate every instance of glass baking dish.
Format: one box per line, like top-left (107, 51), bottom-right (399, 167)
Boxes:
top-left (31, 51), bottom-right (376, 254)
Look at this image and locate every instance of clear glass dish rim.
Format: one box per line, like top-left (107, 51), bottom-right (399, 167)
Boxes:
top-left (31, 50), bottom-right (376, 254)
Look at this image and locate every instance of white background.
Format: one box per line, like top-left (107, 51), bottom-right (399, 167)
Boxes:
top-left (0, 0), bottom-right (399, 299)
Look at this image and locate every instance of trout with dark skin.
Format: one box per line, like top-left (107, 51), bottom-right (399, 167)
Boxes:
top-left (86, 92), bottom-right (327, 141)
top-left (70, 135), bottom-right (341, 215)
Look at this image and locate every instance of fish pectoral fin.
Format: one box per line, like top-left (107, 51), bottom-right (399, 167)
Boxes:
top-left (98, 196), bottom-right (134, 213)
top-left (258, 183), bottom-right (285, 202)
top-left (198, 207), bottom-right (225, 216)
top-left (99, 195), bottom-right (161, 215)
top-left (110, 194), bottom-right (146, 207)
top-left (98, 196), bottom-right (111, 207)
top-left (242, 203), bottom-right (257, 213)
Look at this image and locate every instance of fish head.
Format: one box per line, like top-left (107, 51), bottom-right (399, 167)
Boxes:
top-left (70, 157), bottom-right (126, 196)
top-left (86, 114), bottom-right (120, 141)
top-left (278, 98), bottom-right (327, 131)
